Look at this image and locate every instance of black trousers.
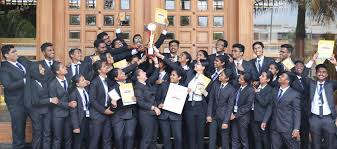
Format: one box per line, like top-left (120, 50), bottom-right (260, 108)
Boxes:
top-left (208, 118), bottom-right (230, 149)
top-left (7, 104), bottom-right (27, 149)
top-left (231, 115), bottom-right (250, 149)
top-left (251, 121), bottom-right (270, 149)
top-left (112, 117), bottom-right (137, 149)
top-left (88, 118), bottom-right (112, 149)
top-left (300, 113), bottom-right (309, 149)
top-left (52, 116), bottom-right (72, 149)
top-left (159, 119), bottom-right (182, 149)
top-left (270, 130), bottom-right (299, 149)
top-left (139, 112), bottom-right (158, 149)
top-left (309, 114), bottom-right (336, 149)
top-left (73, 117), bottom-right (90, 149)
top-left (184, 102), bottom-right (206, 149)
top-left (27, 108), bottom-right (52, 149)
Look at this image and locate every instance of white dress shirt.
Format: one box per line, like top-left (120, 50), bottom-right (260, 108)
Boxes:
top-left (45, 59), bottom-right (53, 67)
top-left (99, 75), bottom-right (109, 107)
top-left (71, 62), bottom-right (81, 76)
top-left (56, 77), bottom-right (68, 90)
top-left (311, 82), bottom-right (331, 116)
top-left (188, 74), bottom-right (203, 102)
top-left (77, 87), bottom-right (90, 117)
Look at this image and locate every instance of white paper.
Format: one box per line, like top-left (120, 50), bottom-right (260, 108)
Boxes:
top-left (163, 83), bottom-right (188, 114)
top-left (108, 89), bottom-right (121, 101)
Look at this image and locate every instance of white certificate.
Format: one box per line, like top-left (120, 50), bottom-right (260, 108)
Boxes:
top-left (317, 40), bottom-right (335, 64)
top-left (162, 83), bottom-right (188, 114)
top-left (108, 89), bottom-right (121, 101)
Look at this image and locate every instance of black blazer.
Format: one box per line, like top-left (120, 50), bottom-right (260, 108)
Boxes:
top-left (250, 56), bottom-right (274, 80)
top-left (208, 53), bottom-right (230, 73)
top-left (38, 60), bottom-right (60, 82)
top-left (66, 61), bottom-right (94, 81)
top-left (307, 79), bottom-right (337, 120)
top-left (253, 84), bottom-right (273, 122)
top-left (89, 76), bottom-right (113, 120)
top-left (48, 77), bottom-right (72, 118)
top-left (134, 68), bottom-right (159, 115)
top-left (291, 76), bottom-right (310, 115)
top-left (155, 82), bottom-right (183, 121)
top-left (0, 58), bottom-right (30, 106)
top-left (69, 88), bottom-right (89, 129)
top-left (30, 80), bottom-right (50, 114)
top-left (264, 87), bottom-right (301, 133)
top-left (110, 80), bottom-right (136, 125)
top-left (230, 60), bottom-right (255, 88)
top-left (207, 81), bottom-right (235, 124)
top-left (233, 85), bottom-right (255, 119)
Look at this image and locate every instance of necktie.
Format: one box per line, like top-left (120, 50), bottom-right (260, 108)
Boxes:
top-left (235, 88), bottom-right (242, 106)
top-left (83, 90), bottom-right (89, 109)
top-left (16, 63), bottom-right (25, 74)
top-left (299, 78), bottom-right (304, 89)
top-left (49, 61), bottom-right (52, 67)
top-left (236, 63), bottom-right (240, 75)
top-left (318, 84), bottom-right (324, 117)
top-left (62, 80), bottom-right (67, 91)
top-left (257, 59), bottom-right (262, 73)
top-left (211, 72), bottom-right (218, 80)
top-left (277, 89), bottom-right (283, 101)
top-left (74, 64), bottom-right (79, 76)
top-left (103, 79), bottom-right (108, 107)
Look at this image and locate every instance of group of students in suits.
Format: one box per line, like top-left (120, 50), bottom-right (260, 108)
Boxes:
top-left (0, 26), bottom-right (337, 149)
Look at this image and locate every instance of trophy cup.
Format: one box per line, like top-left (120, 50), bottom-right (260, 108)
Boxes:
top-left (147, 23), bottom-right (157, 58)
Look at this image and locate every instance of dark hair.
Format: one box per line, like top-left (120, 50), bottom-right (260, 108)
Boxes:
top-left (315, 64), bottom-right (328, 71)
top-left (252, 41), bottom-right (264, 49)
top-left (239, 72), bottom-right (252, 83)
top-left (99, 52), bottom-right (109, 62)
top-left (181, 51), bottom-right (192, 65)
top-left (111, 38), bottom-right (122, 48)
top-left (198, 50), bottom-right (209, 60)
top-left (232, 43), bottom-right (245, 53)
top-left (281, 71), bottom-right (295, 84)
top-left (29, 62), bottom-right (43, 81)
top-left (198, 59), bottom-right (209, 68)
top-left (1, 44), bottom-right (14, 59)
top-left (221, 69), bottom-right (233, 80)
top-left (51, 62), bottom-right (62, 75)
top-left (169, 40), bottom-right (180, 47)
top-left (262, 70), bottom-right (273, 80)
top-left (68, 48), bottom-right (81, 59)
top-left (111, 68), bottom-right (121, 79)
top-left (72, 74), bottom-right (83, 87)
top-left (215, 55), bottom-right (228, 67)
top-left (97, 32), bottom-right (108, 40)
top-left (40, 42), bottom-right (53, 52)
top-left (94, 39), bottom-right (105, 48)
top-left (217, 39), bottom-right (228, 48)
top-left (269, 62), bottom-right (279, 71)
top-left (92, 60), bottom-right (105, 75)
top-left (294, 60), bottom-right (304, 65)
top-left (280, 44), bottom-right (294, 53)
top-left (132, 34), bottom-right (142, 43)
top-left (171, 69), bottom-right (184, 78)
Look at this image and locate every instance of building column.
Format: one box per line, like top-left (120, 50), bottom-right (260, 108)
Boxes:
top-left (237, 0), bottom-right (254, 59)
top-left (53, 0), bottom-right (66, 62)
top-left (36, 0), bottom-right (53, 60)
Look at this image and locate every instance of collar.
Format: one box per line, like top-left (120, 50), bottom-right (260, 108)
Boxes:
top-left (259, 84), bottom-right (267, 90)
top-left (234, 59), bottom-right (243, 65)
top-left (279, 86), bottom-right (290, 92)
top-left (139, 81), bottom-right (146, 85)
top-left (71, 61), bottom-right (81, 66)
top-left (256, 56), bottom-right (264, 61)
top-left (240, 85), bottom-right (247, 90)
top-left (215, 68), bottom-right (225, 73)
top-left (7, 60), bottom-right (18, 66)
top-left (216, 52), bottom-right (225, 56)
top-left (316, 81), bottom-right (325, 85)
top-left (77, 87), bottom-right (85, 92)
top-left (221, 82), bottom-right (228, 87)
top-left (297, 75), bottom-right (302, 79)
top-left (182, 65), bottom-right (189, 70)
top-left (99, 75), bottom-right (107, 82)
top-left (56, 76), bottom-right (66, 82)
top-left (44, 59), bottom-right (53, 64)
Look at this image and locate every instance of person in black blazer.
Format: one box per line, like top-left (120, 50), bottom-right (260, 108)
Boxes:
top-left (134, 56), bottom-right (160, 149)
top-left (28, 62), bottom-right (58, 149)
top-left (155, 69), bottom-right (185, 149)
top-left (268, 62), bottom-right (280, 88)
top-left (207, 70), bottom-right (236, 149)
top-left (49, 62), bottom-right (76, 149)
top-left (38, 42), bottom-right (60, 82)
top-left (230, 72), bottom-right (255, 149)
top-left (208, 39), bottom-right (230, 73)
top-left (109, 67), bottom-right (138, 149)
top-left (0, 45), bottom-right (30, 149)
top-left (84, 39), bottom-right (108, 64)
top-left (88, 60), bottom-right (114, 149)
top-left (163, 40), bottom-right (180, 62)
top-left (230, 43), bottom-right (256, 88)
top-left (251, 71), bottom-right (273, 149)
top-left (306, 62), bottom-right (337, 149)
top-left (262, 71), bottom-right (300, 149)
top-left (250, 42), bottom-right (274, 83)
top-left (69, 74), bottom-right (91, 149)
top-left (291, 60), bottom-right (310, 149)
top-left (66, 48), bottom-right (94, 81)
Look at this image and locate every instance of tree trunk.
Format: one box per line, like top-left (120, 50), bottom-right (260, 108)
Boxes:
top-left (295, 0), bottom-right (306, 59)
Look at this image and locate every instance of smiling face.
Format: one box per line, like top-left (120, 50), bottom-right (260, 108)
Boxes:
top-left (214, 57), bottom-right (225, 69)
top-left (194, 62), bottom-right (205, 72)
top-left (170, 70), bottom-right (181, 84)
top-left (76, 76), bottom-right (89, 88)
top-left (253, 44), bottom-right (264, 57)
top-left (232, 47), bottom-right (243, 59)
top-left (294, 62), bottom-right (304, 75)
top-left (215, 40), bottom-right (225, 53)
top-left (169, 42), bottom-right (179, 54)
top-left (316, 67), bottom-right (328, 82)
top-left (259, 72), bottom-right (270, 85)
top-left (43, 46), bottom-right (55, 59)
top-left (39, 64), bottom-right (45, 76)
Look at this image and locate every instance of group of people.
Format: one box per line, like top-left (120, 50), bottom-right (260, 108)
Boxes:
top-left (0, 26), bottom-right (337, 149)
